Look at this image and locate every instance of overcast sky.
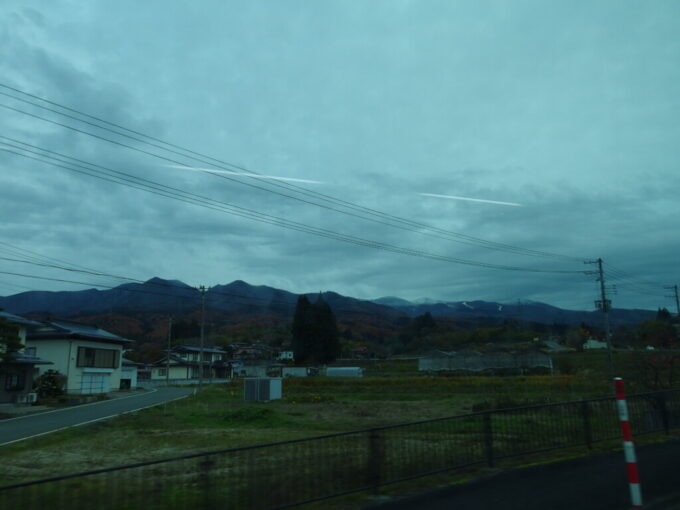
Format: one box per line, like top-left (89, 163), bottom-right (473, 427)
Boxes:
top-left (1, 1), bottom-right (678, 311)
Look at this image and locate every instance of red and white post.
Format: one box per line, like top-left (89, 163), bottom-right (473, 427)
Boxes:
top-left (614, 377), bottom-right (642, 508)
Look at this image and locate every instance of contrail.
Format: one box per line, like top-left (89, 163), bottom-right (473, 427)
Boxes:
top-left (167, 164), bottom-right (324, 184)
top-left (418, 192), bottom-right (522, 207)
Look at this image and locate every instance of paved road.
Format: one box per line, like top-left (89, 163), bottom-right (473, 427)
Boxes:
top-left (0, 387), bottom-right (193, 446)
top-left (370, 438), bottom-right (680, 510)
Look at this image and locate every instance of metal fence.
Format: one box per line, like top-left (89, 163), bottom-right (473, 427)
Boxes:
top-left (1, 389), bottom-right (679, 509)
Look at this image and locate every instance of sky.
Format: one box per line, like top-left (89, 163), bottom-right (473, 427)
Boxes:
top-left (0, 0), bottom-right (679, 312)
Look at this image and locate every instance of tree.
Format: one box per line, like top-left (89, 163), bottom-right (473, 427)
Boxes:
top-left (291, 294), bottom-right (340, 364)
top-left (0, 314), bottom-right (22, 363)
top-left (638, 320), bottom-right (676, 349)
top-left (311, 295), bottom-right (340, 364)
top-left (34, 370), bottom-right (66, 398)
top-left (656, 307), bottom-right (673, 323)
top-left (291, 295), bottom-right (314, 363)
top-left (632, 319), bottom-right (680, 389)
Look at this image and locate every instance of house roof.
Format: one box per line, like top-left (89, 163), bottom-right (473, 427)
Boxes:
top-left (0, 311), bottom-right (42, 327)
top-left (153, 353), bottom-right (230, 367)
top-left (27, 320), bottom-right (131, 345)
top-left (171, 345), bottom-right (226, 354)
top-left (122, 357), bottom-right (144, 367)
top-left (6, 353), bottom-right (53, 365)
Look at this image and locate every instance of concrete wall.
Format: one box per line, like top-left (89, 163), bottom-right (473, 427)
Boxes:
top-left (139, 378), bottom-right (231, 388)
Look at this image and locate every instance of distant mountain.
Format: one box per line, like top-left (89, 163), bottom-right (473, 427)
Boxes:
top-left (0, 277), bottom-right (656, 327)
top-left (369, 297), bottom-right (656, 327)
top-left (0, 277), bottom-right (403, 321)
top-left (372, 296), bottom-right (414, 308)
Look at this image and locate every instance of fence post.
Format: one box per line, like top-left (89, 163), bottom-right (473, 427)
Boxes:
top-left (199, 457), bottom-right (216, 508)
top-left (580, 400), bottom-right (593, 450)
top-left (367, 429), bottom-right (385, 492)
top-left (658, 394), bottom-right (670, 434)
top-left (483, 413), bottom-right (494, 468)
top-left (615, 378), bottom-right (642, 509)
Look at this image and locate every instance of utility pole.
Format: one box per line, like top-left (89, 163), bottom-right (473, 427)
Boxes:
top-left (199, 285), bottom-right (207, 390)
top-left (586, 258), bottom-right (614, 380)
top-left (664, 285), bottom-right (680, 317)
top-left (166, 316), bottom-right (172, 386)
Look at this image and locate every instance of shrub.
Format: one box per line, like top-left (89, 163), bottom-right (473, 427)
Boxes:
top-left (34, 370), bottom-right (66, 398)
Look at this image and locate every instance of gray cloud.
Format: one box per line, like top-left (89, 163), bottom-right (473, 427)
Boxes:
top-left (0, 0), bottom-right (678, 312)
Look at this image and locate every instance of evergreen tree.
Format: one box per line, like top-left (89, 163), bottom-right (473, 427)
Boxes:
top-left (291, 295), bottom-right (313, 363)
top-left (290, 294), bottom-right (340, 364)
top-left (656, 308), bottom-right (672, 323)
top-left (312, 295), bottom-right (340, 364)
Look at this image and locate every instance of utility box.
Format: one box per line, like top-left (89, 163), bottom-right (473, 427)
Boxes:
top-left (244, 378), bottom-right (282, 402)
top-left (325, 367), bottom-right (363, 378)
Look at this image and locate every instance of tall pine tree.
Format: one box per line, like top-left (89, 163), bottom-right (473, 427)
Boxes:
top-left (291, 294), bottom-right (340, 364)
top-left (312, 294), bottom-right (340, 364)
top-left (291, 295), bottom-right (314, 363)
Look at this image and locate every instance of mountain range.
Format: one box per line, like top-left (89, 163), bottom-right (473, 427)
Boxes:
top-left (0, 277), bottom-right (657, 328)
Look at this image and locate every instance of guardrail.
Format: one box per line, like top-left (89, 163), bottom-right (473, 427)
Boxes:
top-left (1, 389), bottom-right (679, 509)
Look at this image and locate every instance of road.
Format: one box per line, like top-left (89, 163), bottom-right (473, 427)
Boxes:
top-left (369, 438), bottom-right (680, 510)
top-left (0, 387), bottom-right (193, 446)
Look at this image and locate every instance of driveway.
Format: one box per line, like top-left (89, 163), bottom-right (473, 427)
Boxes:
top-left (0, 387), bottom-right (193, 446)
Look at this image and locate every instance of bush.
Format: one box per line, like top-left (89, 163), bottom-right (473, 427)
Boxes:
top-left (34, 370), bottom-right (66, 398)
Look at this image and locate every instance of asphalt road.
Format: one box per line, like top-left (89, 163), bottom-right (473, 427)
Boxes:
top-left (370, 438), bottom-right (680, 510)
top-left (0, 387), bottom-right (193, 446)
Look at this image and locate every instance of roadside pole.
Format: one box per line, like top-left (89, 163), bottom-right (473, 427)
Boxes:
top-left (199, 286), bottom-right (206, 391)
top-left (614, 377), bottom-right (642, 509)
top-left (166, 317), bottom-right (172, 386)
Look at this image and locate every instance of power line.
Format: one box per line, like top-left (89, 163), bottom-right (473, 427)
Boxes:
top-left (0, 139), bottom-right (585, 274)
top-left (0, 83), bottom-right (584, 262)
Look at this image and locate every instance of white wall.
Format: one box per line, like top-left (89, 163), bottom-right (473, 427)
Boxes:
top-left (120, 366), bottom-right (138, 389)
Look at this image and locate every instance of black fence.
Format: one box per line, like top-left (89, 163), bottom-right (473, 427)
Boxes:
top-left (2, 389), bottom-right (679, 509)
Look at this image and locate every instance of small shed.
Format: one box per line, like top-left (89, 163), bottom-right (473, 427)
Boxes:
top-left (326, 367), bottom-right (363, 377)
top-left (244, 378), bottom-right (282, 402)
top-left (120, 358), bottom-right (142, 389)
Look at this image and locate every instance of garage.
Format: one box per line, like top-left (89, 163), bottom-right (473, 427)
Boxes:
top-left (81, 372), bottom-right (110, 394)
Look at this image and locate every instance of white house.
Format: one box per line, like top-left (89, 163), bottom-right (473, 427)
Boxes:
top-left (26, 320), bottom-right (131, 394)
top-left (150, 345), bottom-right (230, 381)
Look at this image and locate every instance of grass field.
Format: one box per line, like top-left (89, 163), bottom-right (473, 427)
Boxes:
top-left (0, 366), bottom-right (614, 484)
top-left (1, 351), bottom-right (677, 508)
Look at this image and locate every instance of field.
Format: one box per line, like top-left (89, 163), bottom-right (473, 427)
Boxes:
top-left (1, 353), bottom-right (677, 508)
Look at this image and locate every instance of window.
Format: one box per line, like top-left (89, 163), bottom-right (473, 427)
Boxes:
top-left (158, 368), bottom-right (167, 376)
top-left (5, 372), bottom-right (25, 391)
top-left (76, 347), bottom-right (119, 368)
top-left (24, 347), bottom-right (37, 357)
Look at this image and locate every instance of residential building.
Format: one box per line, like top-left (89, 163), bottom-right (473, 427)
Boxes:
top-left (0, 311), bottom-right (52, 404)
top-left (150, 345), bottom-right (230, 380)
top-left (26, 319), bottom-right (131, 394)
top-left (230, 343), bottom-right (275, 360)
